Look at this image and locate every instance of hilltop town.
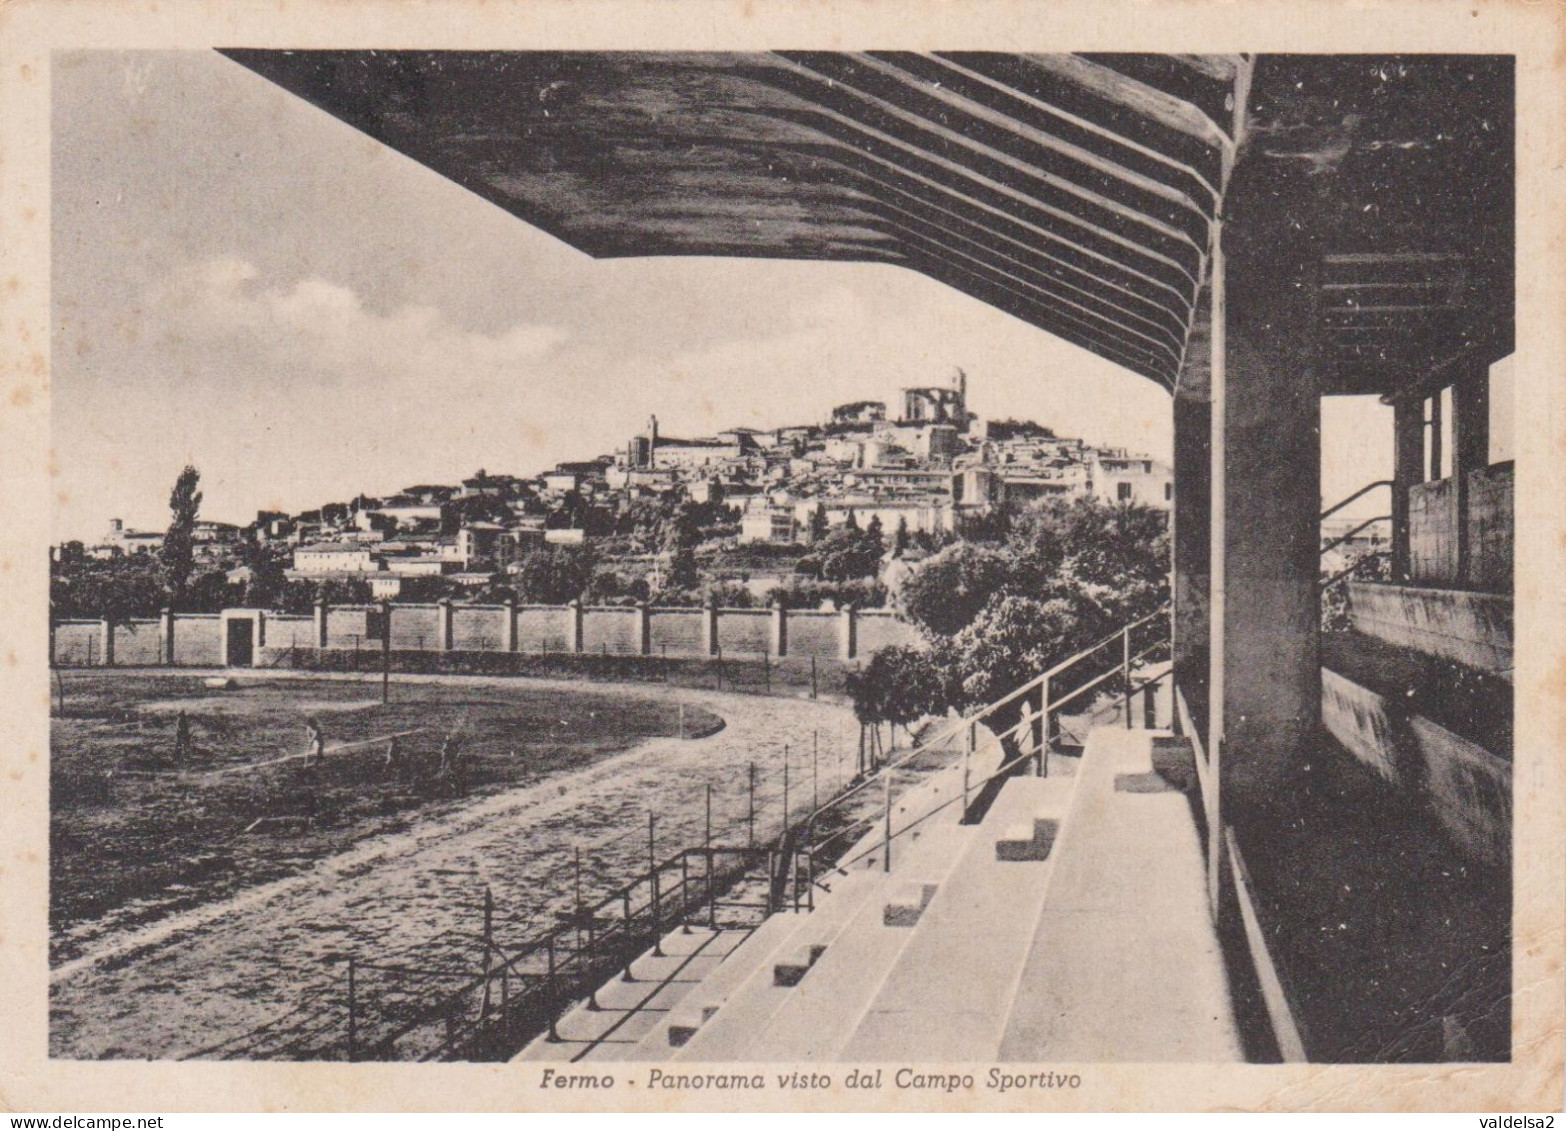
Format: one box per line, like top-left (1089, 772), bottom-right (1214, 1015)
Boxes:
top-left (60, 371), bottom-right (1171, 610)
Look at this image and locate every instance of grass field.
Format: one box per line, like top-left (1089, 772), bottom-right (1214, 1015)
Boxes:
top-left (49, 672), bottom-right (720, 961)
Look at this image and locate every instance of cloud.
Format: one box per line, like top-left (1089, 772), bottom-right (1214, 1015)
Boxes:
top-left (154, 256), bottom-right (568, 393)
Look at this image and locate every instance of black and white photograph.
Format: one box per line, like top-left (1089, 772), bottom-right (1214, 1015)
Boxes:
top-left (3, 0), bottom-right (1563, 1116)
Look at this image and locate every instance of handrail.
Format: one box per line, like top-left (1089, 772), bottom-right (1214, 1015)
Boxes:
top-left (1319, 479), bottom-right (1392, 522)
top-left (1319, 514), bottom-right (1391, 558)
top-left (799, 603), bottom-right (1170, 854)
top-left (1319, 550), bottom-right (1389, 593)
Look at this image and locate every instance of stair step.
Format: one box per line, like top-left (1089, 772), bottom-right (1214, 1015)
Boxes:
top-left (882, 882), bottom-right (937, 927)
top-left (773, 944), bottom-right (829, 987)
top-left (995, 816), bottom-right (1060, 862)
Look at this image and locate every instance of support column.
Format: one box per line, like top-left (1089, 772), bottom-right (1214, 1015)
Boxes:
top-left (636, 601), bottom-right (652, 656)
top-left (567, 599), bottom-right (584, 654)
top-left (702, 597), bottom-right (719, 658)
top-left (501, 598), bottom-right (517, 653)
top-left (1173, 286), bottom-right (1213, 705)
top-left (1454, 361), bottom-right (1490, 586)
top-left (770, 602), bottom-right (788, 658)
top-left (1392, 398), bottom-right (1424, 582)
top-left (160, 607), bottom-right (176, 666)
top-left (839, 604), bottom-right (857, 662)
top-left (435, 598), bottom-right (453, 652)
top-left (1213, 203), bottom-right (1324, 808)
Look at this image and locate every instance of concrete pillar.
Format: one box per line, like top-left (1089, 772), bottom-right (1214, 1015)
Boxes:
top-left (435, 598), bottom-right (454, 652)
top-left (160, 607), bottom-right (176, 666)
top-left (1454, 362), bottom-right (1491, 586)
top-left (502, 598), bottom-right (517, 652)
top-left (1392, 398), bottom-right (1424, 582)
top-left (1213, 203), bottom-right (1324, 809)
top-left (702, 597), bottom-right (720, 657)
top-left (1172, 284), bottom-right (1213, 704)
top-left (567, 599), bottom-right (584, 654)
top-left (255, 609), bottom-right (267, 653)
top-left (99, 618), bottom-right (114, 667)
top-left (770, 602), bottom-right (788, 658)
top-left (839, 604), bottom-right (858, 661)
top-left (314, 597), bottom-right (329, 649)
top-left (636, 602), bottom-right (652, 656)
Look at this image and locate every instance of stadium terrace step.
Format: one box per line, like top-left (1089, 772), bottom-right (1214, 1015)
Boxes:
top-left (514, 924), bottom-right (753, 1062)
top-left (882, 882), bottom-right (936, 927)
top-left (998, 727), bottom-right (1243, 1062)
top-left (834, 772), bottom-right (1078, 1062)
top-left (738, 813), bottom-right (978, 1062)
top-left (772, 943), bottom-right (828, 987)
top-left (995, 817), bottom-right (1060, 862)
top-left (654, 911), bottom-right (804, 1050)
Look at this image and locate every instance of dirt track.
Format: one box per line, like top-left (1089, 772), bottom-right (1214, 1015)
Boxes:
top-left (49, 673), bottom-right (855, 1060)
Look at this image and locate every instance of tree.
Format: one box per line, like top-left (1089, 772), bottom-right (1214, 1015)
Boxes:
top-left (665, 545), bottom-right (701, 593)
top-left (808, 502), bottom-right (829, 543)
top-left (898, 542), bottom-right (1015, 637)
top-left (844, 508), bottom-right (860, 533)
top-left (892, 516), bottom-right (910, 559)
top-left (161, 465), bottom-right (202, 603)
top-left (514, 546), bottom-right (595, 604)
top-left (865, 514), bottom-right (885, 553)
top-left (846, 645), bottom-right (949, 735)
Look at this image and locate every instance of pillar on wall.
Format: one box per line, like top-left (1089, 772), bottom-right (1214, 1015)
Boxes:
top-left (99, 618), bottom-right (115, 667)
top-left (255, 609), bottom-right (267, 654)
top-left (1392, 398), bottom-right (1424, 582)
top-left (1211, 178), bottom-right (1324, 813)
top-left (702, 597), bottom-right (720, 658)
top-left (839, 604), bottom-right (857, 662)
top-left (567, 599), bottom-right (584, 654)
top-left (1172, 286), bottom-right (1213, 706)
top-left (314, 598), bottom-right (329, 650)
top-left (160, 607), bottom-right (176, 666)
top-left (502, 598), bottom-right (517, 653)
top-left (1453, 359), bottom-right (1491, 586)
top-left (436, 598), bottom-right (454, 652)
top-left (770, 602), bottom-right (788, 658)
top-left (636, 602), bottom-right (652, 656)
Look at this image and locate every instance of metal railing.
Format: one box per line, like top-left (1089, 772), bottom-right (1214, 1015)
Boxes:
top-left (790, 606), bottom-right (1172, 911)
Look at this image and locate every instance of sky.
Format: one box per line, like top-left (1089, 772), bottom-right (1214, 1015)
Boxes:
top-left (50, 49), bottom-right (1391, 544)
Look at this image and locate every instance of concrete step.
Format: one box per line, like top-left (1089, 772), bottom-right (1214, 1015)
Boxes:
top-left (995, 816), bottom-right (1060, 862)
top-left (835, 772), bottom-right (1079, 1062)
top-left (513, 925), bottom-right (748, 1062)
top-left (654, 910), bottom-right (805, 1051)
top-left (998, 727), bottom-right (1243, 1062)
top-left (739, 813), bottom-right (979, 1062)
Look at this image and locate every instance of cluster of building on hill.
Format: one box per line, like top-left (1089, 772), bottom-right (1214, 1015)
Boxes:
top-left (75, 371), bottom-right (1174, 599)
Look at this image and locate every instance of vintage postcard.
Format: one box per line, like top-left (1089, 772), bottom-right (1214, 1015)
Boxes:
top-left (1, 0), bottom-right (1563, 1115)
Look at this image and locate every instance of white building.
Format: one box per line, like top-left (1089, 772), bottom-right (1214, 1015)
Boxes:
top-left (293, 542), bottom-right (378, 573)
top-left (1088, 450), bottom-right (1173, 509)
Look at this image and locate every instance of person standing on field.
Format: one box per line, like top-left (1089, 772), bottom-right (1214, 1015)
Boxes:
top-left (173, 710), bottom-right (193, 763)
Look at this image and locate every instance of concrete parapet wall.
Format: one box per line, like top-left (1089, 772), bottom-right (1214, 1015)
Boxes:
top-left (1466, 462), bottom-right (1513, 593)
top-left (170, 615), bottom-right (223, 666)
top-left (53, 600), bottom-right (917, 666)
top-left (1346, 581), bottom-right (1512, 677)
top-left (1322, 667), bottom-right (1509, 868)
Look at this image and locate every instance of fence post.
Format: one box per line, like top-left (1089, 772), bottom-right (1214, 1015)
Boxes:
top-left (702, 597), bottom-right (720, 658)
top-left (567, 599), bottom-right (584, 654)
top-left (1039, 675), bottom-right (1051, 777)
top-left (649, 811), bottom-right (663, 956)
top-left (747, 762), bottom-right (756, 848)
top-left (1122, 626), bottom-right (1133, 730)
top-left (705, 783), bottom-right (716, 929)
top-left (380, 601), bottom-right (392, 705)
top-left (962, 736), bottom-right (972, 822)
top-left (160, 607), bottom-right (175, 666)
top-left (839, 603), bottom-right (858, 661)
top-left (782, 749), bottom-right (790, 827)
top-left (99, 617), bottom-right (114, 668)
top-left (546, 937), bottom-right (560, 1041)
top-left (436, 598), bottom-right (454, 653)
top-left (812, 734), bottom-right (819, 814)
top-left (882, 766), bottom-right (893, 873)
top-left (480, 886), bottom-right (494, 1022)
top-left (770, 602), bottom-right (788, 658)
top-left (810, 653), bottom-right (818, 700)
top-left (346, 957), bottom-right (358, 1062)
top-left (762, 651), bottom-right (770, 694)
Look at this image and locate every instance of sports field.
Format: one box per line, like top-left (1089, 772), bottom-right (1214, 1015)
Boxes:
top-left (50, 672), bottom-right (722, 962)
